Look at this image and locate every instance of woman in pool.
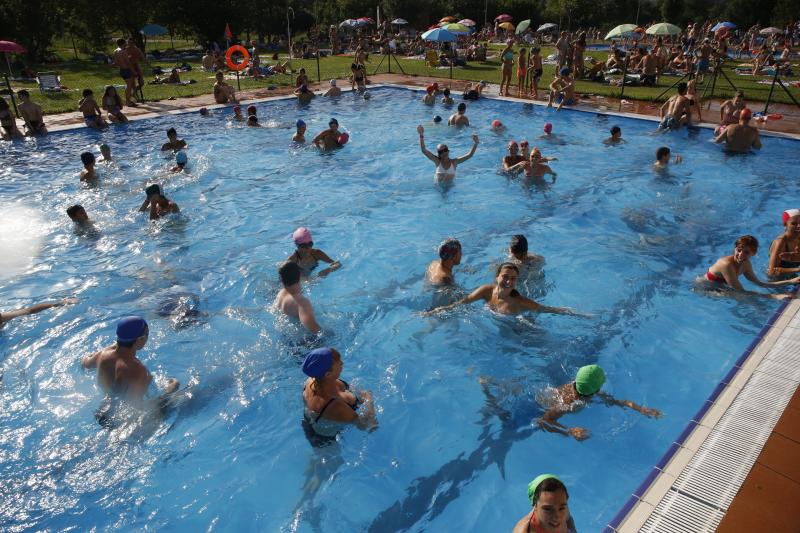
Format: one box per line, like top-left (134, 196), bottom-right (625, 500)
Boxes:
top-left (301, 347), bottom-right (377, 443)
top-left (500, 40), bottom-right (514, 96)
top-left (704, 235), bottom-right (799, 299)
top-left (512, 475), bottom-right (577, 533)
top-left (424, 263), bottom-right (586, 316)
top-left (287, 227), bottom-right (341, 277)
top-left (768, 210), bottom-right (800, 278)
top-left (417, 125), bottom-right (479, 181)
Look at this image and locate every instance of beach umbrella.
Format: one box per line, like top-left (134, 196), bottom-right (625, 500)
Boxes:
top-left (621, 30), bottom-right (644, 40)
top-left (605, 23), bottom-right (637, 39)
top-left (422, 27), bottom-right (457, 79)
top-left (0, 40), bottom-right (26, 78)
top-left (537, 23), bottom-right (558, 32)
top-left (498, 22), bottom-right (515, 31)
top-left (391, 18), bottom-right (408, 25)
top-left (495, 14), bottom-right (513, 22)
top-left (444, 23), bottom-right (471, 35)
top-left (760, 27), bottom-right (782, 35)
top-left (339, 19), bottom-right (357, 29)
top-left (711, 21), bottom-right (736, 32)
top-left (458, 19), bottom-right (476, 27)
top-left (516, 20), bottom-right (531, 34)
top-left (440, 16), bottom-right (456, 23)
top-left (140, 23), bottom-right (168, 37)
top-left (358, 17), bottom-right (375, 24)
top-left (645, 22), bottom-right (682, 35)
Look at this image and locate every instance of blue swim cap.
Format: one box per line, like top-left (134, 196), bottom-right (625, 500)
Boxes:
top-left (296, 119), bottom-right (306, 128)
top-left (302, 348), bottom-right (334, 378)
top-left (433, 115), bottom-right (442, 123)
top-left (116, 316), bottom-right (148, 343)
top-left (176, 151), bottom-right (188, 165)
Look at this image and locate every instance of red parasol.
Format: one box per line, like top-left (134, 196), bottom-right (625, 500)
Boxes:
top-left (495, 14), bottom-right (513, 22)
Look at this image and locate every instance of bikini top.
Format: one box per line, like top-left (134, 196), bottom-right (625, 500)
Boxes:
top-left (435, 160), bottom-right (456, 178)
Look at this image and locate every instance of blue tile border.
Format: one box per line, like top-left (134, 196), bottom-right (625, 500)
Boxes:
top-left (606, 297), bottom-right (796, 530)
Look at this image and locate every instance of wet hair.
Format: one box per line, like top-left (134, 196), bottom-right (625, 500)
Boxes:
top-left (496, 262), bottom-right (520, 276)
top-left (735, 235), bottom-right (759, 253)
top-left (677, 82), bottom-right (688, 95)
top-left (457, 103), bottom-right (466, 113)
top-left (510, 235), bottom-right (528, 256)
top-left (610, 126), bottom-right (621, 136)
top-left (66, 204), bottom-right (84, 219)
top-left (532, 478), bottom-right (569, 508)
top-left (166, 127), bottom-right (177, 137)
top-left (82, 89), bottom-right (93, 97)
top-left (656, 146), bottom-right (671, 160)
top-left (438, 238), bottom-right (462, 260)
top-left (279, 261), bottom-right (302, 287)
top-left (80, 152), bottom-right (96, 166)
top-left (117, 38), bottom-right (126, 47)
top-left (17, 89), bottom-right (29, 98)
top-left (145, 184), bottom-right (162, 197)
top-left (443, 88), bottom-right (450, 97)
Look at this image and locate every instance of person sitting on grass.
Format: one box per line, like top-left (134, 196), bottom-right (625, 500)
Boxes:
top-left (80, 152), bottom-right (97, 182)
top-left (537, 365), bottom-right (662, 441)
top-left (78, 89), bottom-right (108, 129)
top-left (1, 297), bottom-right (77, 330)
top-left (139, 184), bottom-right (180, 220)
top-left (213, 71), bottom-right (238, 104)
top-left (17, 90), bottom-right (47, 135)
top-left (101, 85), bottom-right (128, 123)
top-left (161, 127), bottom-right (187, 151)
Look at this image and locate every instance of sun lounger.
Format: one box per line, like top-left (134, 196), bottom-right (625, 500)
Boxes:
top-left (36, 72), bottom-right (63, 92)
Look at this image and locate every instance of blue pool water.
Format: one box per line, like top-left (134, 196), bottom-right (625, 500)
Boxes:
top-left (1, 86), bottom-right (798, 531)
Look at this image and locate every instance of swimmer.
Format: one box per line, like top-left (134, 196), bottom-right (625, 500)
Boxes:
top-left (441, 88), bottom-right (454, 105)
top-left (658, 82), bottom-right (691, 130)
top-left (421, 85), bottom-right (436, 105)
top-left (603, 125), bottom-right (625, 144)
top-left (0, 297), bottom-right (76, 330)
top-left (491, 119), bottom-right (505, 132)
top-left (768, 210), bottom-right (800, 277)
top-left (170, 151), bottom-right (188, 172)
top-left (537, 365), bottom-right (661, 440)
top-left (323, 79), bottom-right (342, 97)
top-left (273, 261), bottom-right (321, 334)
top-left (161, 127), bottom-right (187, 151)
top-left (199, 107), bottom-right (209, 116)
top-left (512, 475), bottom-right (577, 533)
top-left (713, 108), bottom-right (761, 153)
top-left (312, 118), bottom-right (344, 151)
top-left (423, 263), bottom-right (587, 316)
top-left (448, 102), bottom-right (469, 126)
top-left (78, 89), bottom-right (108, 129)
top-left (508, 235), bottom-right (543, 265)
top-left (426, 238), bottom-right (462, 285)
top-left (294, 84), bottom-right (315, 104)
top-left (301, 347), bottom-right (377, 442)
top-left (232, 105), bottom-right (244, 121)
top-left (417, 125), bottom-right (479, 180)
top-left (139, 184), bottom-right (180, 220)
top-left (432, 115), bottom-right (443, 124)
top-left (293, 119), bottom-right (306, 142)
top-left (704, 235), bottom-right (799, 299)
top-left (653, 146), bottom-right (682, 169)
top-left (519, 140), bottom-right (530, 159)
top-left (287, 227), bottom-right (341, 277)
top-left (547, 67), bottom-right (575, 111)
top-left (538, 122), bottom-right (554, 139)
top-left (81, 316), bottom-right (180, 421)
top-left (79, 152), bottom-right (97, 181)
top-left (246, 115), bottom-right (261, 127)
top-left (503, 141), bottom-right (526, 172)
top-left (524, 149), bottom-right (557, 181)
top-left (98, 143), bottom-right (112, 162)
top-left (66, 204), bottom-right (91, 225)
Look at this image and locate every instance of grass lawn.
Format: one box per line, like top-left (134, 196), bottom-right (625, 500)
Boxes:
top-left (4, 39), bottom-right (799, 116)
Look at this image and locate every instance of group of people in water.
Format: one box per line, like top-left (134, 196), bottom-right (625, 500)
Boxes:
top-left (2, 70), bottom-right (790, 531)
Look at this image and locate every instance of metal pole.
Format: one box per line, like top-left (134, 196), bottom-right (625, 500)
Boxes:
top-left (236, 70), bottom-right (240, 90)
top-left (617, 51), bottom-right (629, 111)
top-left (287, 7), bottom-right (295, 71)
top-left (4, 75), bottom-right (20, 118)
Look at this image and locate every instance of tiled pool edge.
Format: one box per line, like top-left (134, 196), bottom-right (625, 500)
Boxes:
top-left (606, 296), bottom-right (800, 532)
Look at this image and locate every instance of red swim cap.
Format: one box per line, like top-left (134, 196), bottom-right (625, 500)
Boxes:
top-left (783, 209), bottom-right (800, 225)
top-left (739, 108), bottom-right (752, 121)
top-left (491, 119), bottom-right (502, 129)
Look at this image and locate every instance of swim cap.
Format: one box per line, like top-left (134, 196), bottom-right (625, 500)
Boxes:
top-left (80, 152), bottom-right (95, 165)
top-left (559, 67), bottom-right (572, 76)
top-left (199, 107), bottom-right (209, 115)
top-left (491, 119), bottom-right (502, 129)
top-left (330, 79), bottom-right (337, 86)
top-left (116, 316), bottom-right (148, 343)
top-left (438, 238), bottom-right (462, 260)
top-left (543, 122), bottom-right (553, 134)
top-left (739, 107), bottom-right (752, 121)
top-left (528, 474), bottom-right (563, 505)
top-left (782, 209), bottom-right (800, 225)
top-left (296, 119), bottom-right (306, 128)
top-left (575, 364), bottom-right (606, 396)
top-left (247, 105), bottom-right (257, 115)
top-left (293, 227), bottom-right (313, 245)
top-left (519, 140), bottom-right (529, 147)
top-left (508, 140), bottom-right (518, 149)
top-left (302, 347), bottom-right (334, 378)
top-left (426, 84), bottom-right (434, 94)
top-left (433, 115), bottom-right (442, 123)
top-left (432, 82), bottom-right (439, 90)
top-left (176, 151), bottom-right (188, 165)
top-left (329, 118), bottom-right (339, 126)
top-left (99, 143), bottom-right (109, 151)
top-left (233, 105), bottom-right (241, 113)
top-left (338, 133), bottom-right (349, 145)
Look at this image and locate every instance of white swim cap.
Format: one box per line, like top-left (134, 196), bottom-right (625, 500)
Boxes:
top-left (330, 79), bottom-right (337, 86)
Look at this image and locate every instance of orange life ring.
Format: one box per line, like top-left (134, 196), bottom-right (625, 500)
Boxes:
top-left (225, 45), bottom-right (250, 71)
top-left (767, 113), bottom-right (783, 120)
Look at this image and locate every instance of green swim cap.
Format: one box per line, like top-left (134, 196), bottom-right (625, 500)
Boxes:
top-left (528, 474), bottom-right (562, 505)
top-left (575, 364), bottom-right (606, 396)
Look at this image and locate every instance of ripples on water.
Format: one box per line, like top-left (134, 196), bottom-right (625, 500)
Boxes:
top-left (0, 87), bottom-right (797, 531)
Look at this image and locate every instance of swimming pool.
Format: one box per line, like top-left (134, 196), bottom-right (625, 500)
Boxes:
top-left (1, 86), bottom-right (798, 531)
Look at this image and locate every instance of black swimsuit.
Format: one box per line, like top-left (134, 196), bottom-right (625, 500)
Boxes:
top-left (780, 239), bottom-right (800, 268)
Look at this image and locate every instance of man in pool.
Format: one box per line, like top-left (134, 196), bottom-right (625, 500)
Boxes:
top-left (426, 238), bottom-right (462, 285)
top-left (537, 364), bottom-right (661, 440)
top-left (658, 82), bottom-right (691, 130)
top-left (448, 102), bottom-right (469, 126)
top-left (653, 146), bottom-right (682, 169)
top-left (713, 108), bottom-right (761, 153)
top-left (312, 118), bottom-right (343, 151)
top-left (293, 119), bottom-right (306, 142)
top-left (213, 71), bottom-right (238, 104)
top-left (508, 234), bottom-right (543, 266)
top-left (161, 127), bottom-right (187, 151)
top-left (80, 152), bottom-right (97, 181)
top-left (604, 125), bottom-right (624, 144)
top-left (274, 261), bottom-right (321, 334)
top-left (139, 184), bottom-right (180, 220)
top-left (67, 204), bottom-right (91, 224)
top-left (1, 298), bottom-right (76, 330)
top-left (81, 316), bottom-right (179, 415)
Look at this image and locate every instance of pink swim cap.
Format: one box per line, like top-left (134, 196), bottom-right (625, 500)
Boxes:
top-left (338, 133), bottom-right (349, 145)
top-left (293, 227), bottom-right (312, 245)
top-left (783, 209), bottom-right (800, 225)
top-left (543, 122), bottom-right (553, 134)
top-left (491, 119), bottom-right (502, 129)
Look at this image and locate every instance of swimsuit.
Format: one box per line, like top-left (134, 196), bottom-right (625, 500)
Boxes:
top-left (660, 114), bottom-right (679, 130)
top-left (555, 94), bottom-right (574, 105)
top-left (706, 271), bottom-right (726, 284)
top-left (435, 160), bottom-right (456, 179)
top-left (778, 239), bottom-right (800, 269)
top-left (120, 68), bottom-right (132, 80)
top-left (84, 115), bottom-right (98, 126)
top-left (517, 67), bottom-right (526, 78)
top-left (532, 68), bottom-right (543, 80)
top-left (464, 90), bottom-right (479, 100)
top-left (302, 379), bottom-right (361, 442)
top-left (502, 51), bottom-right (514, 63)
